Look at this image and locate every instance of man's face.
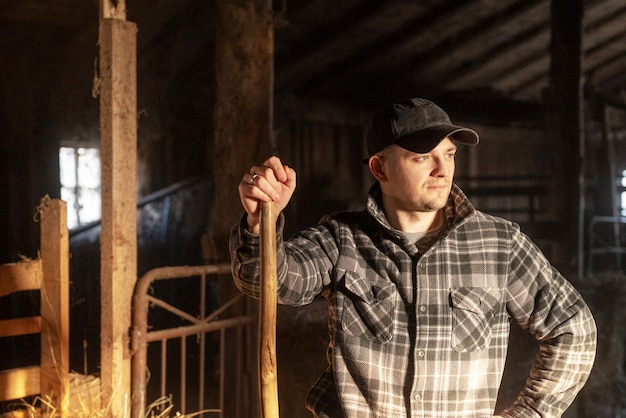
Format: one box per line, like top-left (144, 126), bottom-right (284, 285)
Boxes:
top-left (379, 137), bottom-right (457, 213)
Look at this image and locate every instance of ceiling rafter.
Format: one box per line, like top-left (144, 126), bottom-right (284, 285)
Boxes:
top-left (407, 1), bottom-right (550, 89)
top-left (0, 0), bottom-right (623, 107)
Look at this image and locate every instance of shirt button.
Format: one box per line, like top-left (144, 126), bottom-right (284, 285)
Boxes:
top-left (414, 393), bottom-right (422, 401)
top-left (417, 350), bottom-right (425, 358)
top-left (419, 263), bottom-right (426, 269)
top-left (419, 305), bottom-right (427, 313)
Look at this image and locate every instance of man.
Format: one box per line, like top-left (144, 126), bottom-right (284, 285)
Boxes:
top-left (230, 98), bottom-right (596, 417)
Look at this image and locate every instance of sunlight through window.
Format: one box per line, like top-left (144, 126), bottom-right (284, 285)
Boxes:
top-left (59, 146), bottom-right (101, 229)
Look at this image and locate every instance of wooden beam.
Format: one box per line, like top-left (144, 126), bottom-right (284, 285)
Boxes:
top-left (213, 1), bottom-right (274, 416)
top-left (546, 0), bottom-right (583, 276)
top-left (98, 16), bottom-right (137, 418)
top-left (39, 198), bottom-right (70, 415)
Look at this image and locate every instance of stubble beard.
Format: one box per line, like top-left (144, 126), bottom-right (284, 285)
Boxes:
top-left (417, 184), bottom-right (451, 212)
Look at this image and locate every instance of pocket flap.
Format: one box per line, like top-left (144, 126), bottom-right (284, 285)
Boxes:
top-left (343, 271), bottom-right (375, 302)
top-left (450, 287), bottom-right (500, 315)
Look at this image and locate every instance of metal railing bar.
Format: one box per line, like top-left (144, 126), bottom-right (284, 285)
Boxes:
top-left (199, 328), bottom-right (205, 413)
top-left (200, 272), bottom-right (207, 322)
top-left (220, 327), bottom-right (226, 418)
top-left (147, 316), bottom-right (254, 343)
top-left (586, 215), bottom-right (626, 276)
top-left (147, 294), bottom-right (201, 324)
top-left (202, 293), bottom-right (245, 323)
top-left (199, 272), bottom-right (207, 414)
top-left (181, 336), bottom-right (187, 414)
top-left (131, 263), bottom-right (248, 418)
top-left (161, 340), bottom-right (167, 400)
top-left (589, 215), bottom-right (626, 224)
top-left (146, 292), bottom-right (245, 329)
top-left (139, 264), bottom-right (231, 289)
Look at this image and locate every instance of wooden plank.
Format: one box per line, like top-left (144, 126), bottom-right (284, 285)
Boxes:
top-left (38, 198), bottom-right (70, 415)
top-left (0, 316), bottom-right (41, 338)
top-left (0, 366), bottom-right (40, 401)
top-left (0, 260), bottom-right (42, 297)
top-left (98, 17), bottom-right (137, 418)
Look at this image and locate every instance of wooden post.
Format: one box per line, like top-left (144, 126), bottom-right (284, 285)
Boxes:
top-left (547, 0), bottom-right (583, 276)
top-left (213, 1), bottom-right (274, 415)
top-left (98, 0), bottom-right (137, 415)
top-left (100, 0), bottom-right (126, 20)
top-left (213, 0), bottom-right (274, 239)
top-left (39, 198), bottom-right (70, 415)
top-left (259, 201), bottom-right (279, 417)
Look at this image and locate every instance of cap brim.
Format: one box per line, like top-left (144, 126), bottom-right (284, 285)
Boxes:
top-left (395, 125), bottom-right (479, 154)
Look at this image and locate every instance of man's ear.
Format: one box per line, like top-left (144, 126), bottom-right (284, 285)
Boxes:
top-left (369, 156), bottom-right (387, 182)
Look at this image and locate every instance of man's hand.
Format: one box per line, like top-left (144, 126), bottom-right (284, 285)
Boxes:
top-left (238, 156), bottom-right (296, 235)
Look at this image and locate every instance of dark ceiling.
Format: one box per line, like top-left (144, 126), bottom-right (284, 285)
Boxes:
top-left (1, 0), bottom-right (625, 113)
top-left (273, 0), bottom-right (626, 109)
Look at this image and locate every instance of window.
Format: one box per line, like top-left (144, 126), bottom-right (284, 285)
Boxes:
top-left (59, 146), bottom-right (101, 229)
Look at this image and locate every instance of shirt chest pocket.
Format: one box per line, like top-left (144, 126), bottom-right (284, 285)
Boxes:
top-left (450, 287), bottom-right (501, 352)
top-left (339, 270), bottom-right (397, 343)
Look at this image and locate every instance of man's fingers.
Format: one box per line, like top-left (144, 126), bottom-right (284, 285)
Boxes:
top-left (283, 165), bottom-right (296, 189)
top-left (240, 172), bottom-right (277, 203)
top-left (264, 156), bottom-right (288, 182)
top-left (239, 157), bottom-right (296, 221)
top-left (243, 172), bottom-right (261, 186)
top-left (245, 161), bottom-right (289, 200)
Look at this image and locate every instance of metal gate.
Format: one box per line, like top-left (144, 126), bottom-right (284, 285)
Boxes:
top-left (130, 263), bottom-right (254, 418)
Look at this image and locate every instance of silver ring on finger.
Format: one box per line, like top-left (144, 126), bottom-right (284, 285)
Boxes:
top-left (249, 173), bottom-right (260, 185)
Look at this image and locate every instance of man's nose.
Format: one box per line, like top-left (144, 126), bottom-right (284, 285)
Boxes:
top-left (431, 157), bottom-right (450, 177)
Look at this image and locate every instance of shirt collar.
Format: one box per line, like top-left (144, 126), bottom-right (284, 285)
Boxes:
top-left (366, 182), bottom-right (476, 235)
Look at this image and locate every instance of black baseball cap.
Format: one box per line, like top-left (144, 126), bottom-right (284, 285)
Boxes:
top-left (366, 98), bottom-right (479, 156)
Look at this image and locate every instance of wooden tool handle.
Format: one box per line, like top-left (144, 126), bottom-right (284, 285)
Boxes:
top-left (259, 200), bottom-right (279, 417)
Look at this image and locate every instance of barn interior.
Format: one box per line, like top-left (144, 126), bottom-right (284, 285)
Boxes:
top-left (1, 0), bottom-right (626, 416)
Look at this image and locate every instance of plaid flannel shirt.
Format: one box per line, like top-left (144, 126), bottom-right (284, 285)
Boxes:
top-left (230, 183), bottom-right (596, 418)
